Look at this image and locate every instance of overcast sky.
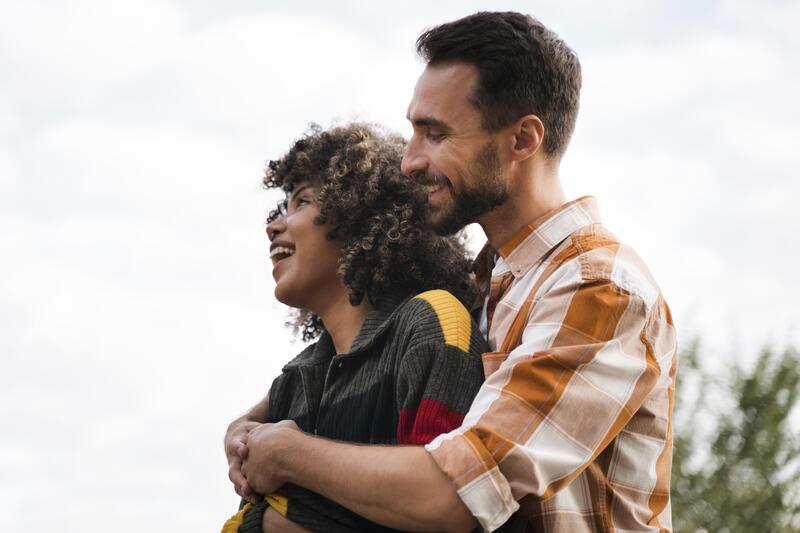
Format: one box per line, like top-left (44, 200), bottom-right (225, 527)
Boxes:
top-left (2, 0), bottom-right (799, 530)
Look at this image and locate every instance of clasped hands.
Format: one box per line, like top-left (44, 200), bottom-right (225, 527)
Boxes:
top-left (225, 418), bottom-right (301, 502)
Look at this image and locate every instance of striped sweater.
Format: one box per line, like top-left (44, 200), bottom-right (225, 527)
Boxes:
top-left (235, 289), bottom-right (487, 533)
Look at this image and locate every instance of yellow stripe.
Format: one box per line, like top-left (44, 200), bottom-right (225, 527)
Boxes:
top-left (220, 503), bottom-right (252, 533)
top-left (414, 290), bottom-right (471, 352)
top-left (265, 492), bottom-right (289, 517)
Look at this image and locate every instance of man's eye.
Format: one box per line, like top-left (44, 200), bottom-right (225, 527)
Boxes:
top-left (426, 132), bottom-right (446, 142)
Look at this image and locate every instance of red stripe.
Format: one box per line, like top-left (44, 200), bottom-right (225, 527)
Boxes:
top-left (397, 398), bottom-right (465, 445)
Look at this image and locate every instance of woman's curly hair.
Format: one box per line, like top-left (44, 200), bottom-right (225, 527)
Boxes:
top-left (265, 122), bottom-right (476, 341)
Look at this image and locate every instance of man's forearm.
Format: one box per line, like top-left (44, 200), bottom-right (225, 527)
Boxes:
top-left (231, 396), bottom-right (269, 427)
top-left (275, 432), bottom-right (476, 533)
top-left (226, 396), bottom-right (270, 439)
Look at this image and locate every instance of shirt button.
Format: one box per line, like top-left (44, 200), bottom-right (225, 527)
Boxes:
top-left (338, 362), bottom-right (343, 368)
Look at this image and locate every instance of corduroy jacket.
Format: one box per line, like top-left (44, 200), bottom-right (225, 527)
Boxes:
top-left (234, 289), bottom-right (487, 533)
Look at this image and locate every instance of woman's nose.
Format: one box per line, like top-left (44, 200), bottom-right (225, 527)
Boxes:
top-left (266, 216), bottom-right (286, 241)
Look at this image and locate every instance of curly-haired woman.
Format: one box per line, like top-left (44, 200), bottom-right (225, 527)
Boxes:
top-left (222, 123), bottom-right (487, 533)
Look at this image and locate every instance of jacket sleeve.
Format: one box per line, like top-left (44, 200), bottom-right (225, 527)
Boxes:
top-left (395, 291), bottom-right (487, 445)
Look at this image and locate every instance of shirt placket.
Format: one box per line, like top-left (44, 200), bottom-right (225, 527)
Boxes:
top-left (485, 271), bottom-right (515, 334)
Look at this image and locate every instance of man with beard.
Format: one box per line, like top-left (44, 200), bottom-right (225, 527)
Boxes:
top-left (233, 11), bottom-right (678, 533)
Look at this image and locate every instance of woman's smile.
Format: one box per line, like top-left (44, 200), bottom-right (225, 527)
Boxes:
top-left (269, 243), bottom-right (295, 267)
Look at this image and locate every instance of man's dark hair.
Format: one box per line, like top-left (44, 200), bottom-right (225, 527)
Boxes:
top-left (416, 11), bottom-right (581, 158)
top-left (265, 122), bottom-right (476, 341)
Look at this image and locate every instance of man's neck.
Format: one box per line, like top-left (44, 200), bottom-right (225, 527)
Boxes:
top-left (317, 290), bottom-right (370, 355)
top-left (479, 161), bottom-right (566, 251)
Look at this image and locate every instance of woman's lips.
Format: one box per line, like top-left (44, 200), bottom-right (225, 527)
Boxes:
top-left (270, 246), bottom-right (295, 266)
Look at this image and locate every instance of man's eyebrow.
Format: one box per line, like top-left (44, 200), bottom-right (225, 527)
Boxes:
top-left (407, 116), bottom-right (451, 130)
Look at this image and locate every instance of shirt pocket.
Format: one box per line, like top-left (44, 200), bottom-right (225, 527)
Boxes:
top-left (481, 350), bottom-right (510, 378)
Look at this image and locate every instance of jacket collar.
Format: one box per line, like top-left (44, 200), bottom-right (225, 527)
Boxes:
top-left (283, 290), bottom-right (410, 369)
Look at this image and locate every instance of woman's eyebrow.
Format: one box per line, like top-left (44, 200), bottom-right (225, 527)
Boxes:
top-left (289, 184), bottom-right (312, 202)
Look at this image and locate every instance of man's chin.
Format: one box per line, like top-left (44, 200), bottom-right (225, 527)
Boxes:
top-left (430, 211), bottom-right (467, 236)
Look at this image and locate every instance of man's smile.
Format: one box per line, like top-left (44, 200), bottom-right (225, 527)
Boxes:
top-left (416, 173), bottom-right (452, 204)
top-left (427, 184), bottom-right (450, 206)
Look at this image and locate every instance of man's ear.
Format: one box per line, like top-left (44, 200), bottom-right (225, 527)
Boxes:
top-left (511, 114), bottom-right (544, 161)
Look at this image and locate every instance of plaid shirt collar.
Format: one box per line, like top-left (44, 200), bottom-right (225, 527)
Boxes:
top-left (474, 196), bottom-right (602, 284)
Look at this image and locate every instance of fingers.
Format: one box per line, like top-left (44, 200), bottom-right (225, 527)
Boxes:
top-left (236, 442), bottom-right (249, 460)
top-left (228, 457), bottom-right (248, 496)
top-left (229, 466), bottom-right (246, 488)
top-left (224, 421), bottom-right (260, 455)
top-left (240, 477), bottom-right (250, 500)
top-left (225, 436), bottom-right (245, 458)
top-left (231, 459), bottom-right (256, 504)
top-left (239, 462), bottom-right (258, 504)
top-left (226, 420), bottom-right (268, 501)
top-left (241, 481), bottom-right (259, 504)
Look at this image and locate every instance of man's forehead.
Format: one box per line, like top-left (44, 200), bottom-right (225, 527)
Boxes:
top-left (406, 61), bottom-right (479, 122)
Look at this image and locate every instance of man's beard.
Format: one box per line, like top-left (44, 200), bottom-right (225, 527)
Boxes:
top-left (429, 142), bottom-right (509, 236)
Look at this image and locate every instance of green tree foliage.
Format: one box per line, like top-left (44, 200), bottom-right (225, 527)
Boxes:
top-left (672, 343), bottom-right (800, 532)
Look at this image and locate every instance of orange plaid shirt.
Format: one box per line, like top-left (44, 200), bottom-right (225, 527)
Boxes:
top-left (426, 197), bottom-right (677, 532)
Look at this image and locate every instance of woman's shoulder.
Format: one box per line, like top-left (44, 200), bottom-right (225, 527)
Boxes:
top-left (393, 288), bottom-right (470, 320)
top-left (391, 289), bottom-right (477, 351)
top-left (411, 289), bottom-right (471, 320)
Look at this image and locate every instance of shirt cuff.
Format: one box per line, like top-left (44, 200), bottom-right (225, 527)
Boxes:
top-left (425, 430), bottom-right (519, 531)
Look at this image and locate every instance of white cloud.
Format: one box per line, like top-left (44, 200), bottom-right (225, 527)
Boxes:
top-left (0, 0), bottom-right (183, 108)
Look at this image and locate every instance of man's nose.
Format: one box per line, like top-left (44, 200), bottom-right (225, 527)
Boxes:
top-left (401, 141), bottom-right (428, 177)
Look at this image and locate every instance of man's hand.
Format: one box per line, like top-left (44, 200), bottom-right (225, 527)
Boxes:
top-left (241, 419), bottom-right (301, 495)
top-left (225, 419), bottom-right (261, 501)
